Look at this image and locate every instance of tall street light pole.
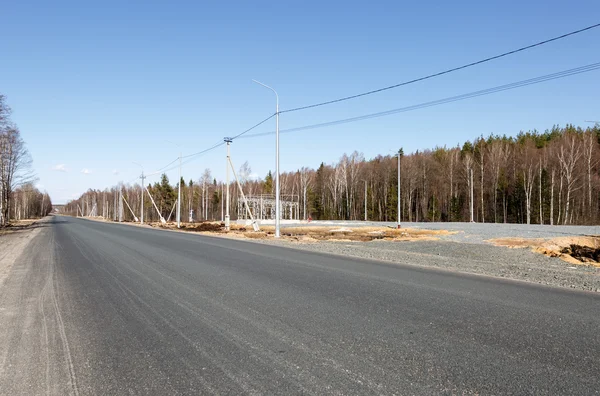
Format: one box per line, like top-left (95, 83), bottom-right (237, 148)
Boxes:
top-left (397, 149), bottom-right (402, 229)
top-left (253, 79), bottom-right (280, 238)
top-left (133, 162), bottom-right (145, 225)
top-left (224, 138), bottom-right (232, 231)
top-left (177, 153), bottom-right (181, 227)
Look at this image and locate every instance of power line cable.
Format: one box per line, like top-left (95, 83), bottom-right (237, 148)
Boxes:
top-left (142, 112), bottom-right (275, 178)
top-left (239, 62), bottom-right (600, 139)
top-left (136, 113), bottom-right (274, 179)
top-left (160, 143), bottom-right (226, 174)
top-left (280, 23), bottom-right (600, 114)
top-left (229, 113), bottom-right (276, 140)
top-left (146, 113), bottom-right (276, 176)
top-left (181, 140), bottom-right (225, 159)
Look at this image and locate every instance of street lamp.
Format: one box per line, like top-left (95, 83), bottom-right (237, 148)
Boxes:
top-left (389, 149), bottom-right (402, 229)
top-left (253, 79), bottom-right (281, 238)
top-left (166, 140), bottom-right (182, 228)
top-left (396, 149), bottom-right (403, 229)
top-left (132, 162), bottom-right (145, 225)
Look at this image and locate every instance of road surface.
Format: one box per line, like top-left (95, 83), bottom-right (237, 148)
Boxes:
top-left (1, 216), bottom-right (599, 395)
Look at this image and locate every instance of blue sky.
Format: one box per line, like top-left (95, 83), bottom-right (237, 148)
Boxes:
top-left (1, 0), bottom-right (599, 203)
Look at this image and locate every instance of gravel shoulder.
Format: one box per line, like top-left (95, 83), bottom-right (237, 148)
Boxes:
top-left (249, 238), bottom-right (600, 292)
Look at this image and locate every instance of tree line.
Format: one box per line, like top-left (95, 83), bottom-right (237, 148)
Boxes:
top-left (0, 95), bottom-right (50, 225)
top-left (66, 124), bottom-right (600, 225)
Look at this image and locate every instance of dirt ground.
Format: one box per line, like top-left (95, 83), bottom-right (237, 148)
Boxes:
top-left (489, 236), bottom-right (600, 267)
top-left (0, 219), bottom-right (39, 236)
top-left (153, 221), bottom-right (454, 243)
top-left (0, 219), bottom-right (45, 287)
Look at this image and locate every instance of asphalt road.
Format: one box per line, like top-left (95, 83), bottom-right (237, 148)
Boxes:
top-left (1, 216), bottom-right (599, 395)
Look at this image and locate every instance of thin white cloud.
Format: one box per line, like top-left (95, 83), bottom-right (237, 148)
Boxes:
top-left (112, 169), bottom-right (119, 175)
top-left (52, 164), bottom-right (68, 172)
top-left (81, 168), bottom-right (92, 175)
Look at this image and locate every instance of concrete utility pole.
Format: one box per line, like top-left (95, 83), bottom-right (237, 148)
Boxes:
top-left (145, 185), bottom-right (166, 224)
top-left (140, 171), bottom-right (145, 224)
top-left (470, 168), bottom-right (474, 223)
top-left (224, 138), bottom-right (232, 231)
top-left (253, 79), bottom-right (280, 238)
top-left (177, 153), bottom-right (181, 228)
top-left (397, 149), bottom-right (402, 229)
top-left (133, 162), bottom-right (145, 225)
top-left (228, 155), bottom-right (259, 232)
top-left (166, 140), bottom-right (183, 228)
top-left (119, 187), bottom-right (123, 222)
top-left (364, 180), bottom-right (368, 221)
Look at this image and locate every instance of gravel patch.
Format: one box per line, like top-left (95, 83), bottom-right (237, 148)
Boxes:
top-left (273, 221), bottom-right (600, 244)
top-left (252, 238), bottom-right (600, 292)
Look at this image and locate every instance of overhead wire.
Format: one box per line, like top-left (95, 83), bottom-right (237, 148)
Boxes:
top-left (121, 23), bottom-right (600, 184)
top-left (229, 113), bottom-right (276, 140)
top-left (181, 140), bottom-right (226, 159)
top-left (127, 112), bottom-right (275, 182)
top-left (280, 23), bottom-right (600, 114)
top-left (159, 143), bottom-right (226, 175)
top-left (239, 62), bottom-right (600, 139)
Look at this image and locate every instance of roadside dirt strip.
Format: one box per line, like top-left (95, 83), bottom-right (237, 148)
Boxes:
top-left (0, 218), bottom-right (46, 287)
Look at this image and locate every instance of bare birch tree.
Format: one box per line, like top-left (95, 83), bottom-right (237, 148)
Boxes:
top-left (0, 127), bottom-right (35, 225)
top-left (558, 134), bottom-right (582, 225)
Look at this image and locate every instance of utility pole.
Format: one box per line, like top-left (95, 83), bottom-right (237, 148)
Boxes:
top-left (133, 162), bottom-right (146, 225)
top-left (397, 148), bottom-right (402, 229)
top-left (275, 93), bottom-right (280, 238)
top-left (140, 171), bottom-right (145, 224)
top-left (470, 168), bottom-right (474, 223)
top-left (224, 138), bottom-right (232, 231)
top-left (364, 180), bottom-right (368, 221)
top-left (177, 152), bottom-right (181, 228)
top-left (204, 179), bottom-right (207, 220)
top-left (253, 80), bottom-right (280, 238)
top-left (119, 186), bottom-right (123, 222)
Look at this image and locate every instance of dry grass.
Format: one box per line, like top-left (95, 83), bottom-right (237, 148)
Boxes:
top-left (151, 221), bottom-right (454, 243)
top-left (264, 226), bottom-right (453, 242)
top-left (488, 236), bottom-right (600, 267)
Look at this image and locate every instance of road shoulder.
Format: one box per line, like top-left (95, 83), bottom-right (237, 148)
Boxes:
top-left (0, 218), bottom-right (46, 288)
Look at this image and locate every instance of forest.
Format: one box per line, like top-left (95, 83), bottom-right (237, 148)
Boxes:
top-left (65, 124), bottom-right (600, 226)
top-left (0, 95), bottom-right (51, 225)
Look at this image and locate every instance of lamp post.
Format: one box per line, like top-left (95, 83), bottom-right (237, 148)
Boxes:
top-left (253, 79), bottom-right (280, 238)
top-left (397, 149), bottom-right (402, 229)
top-left (133, 162), bottom-right (145, 225)
top-left (224, 138), bottom-right (232, 231)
